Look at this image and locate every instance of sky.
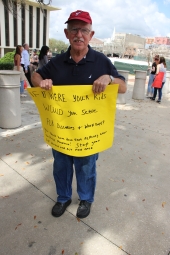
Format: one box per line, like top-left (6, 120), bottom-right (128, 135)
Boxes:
top-left (49, 0), bottom-right (170, 43)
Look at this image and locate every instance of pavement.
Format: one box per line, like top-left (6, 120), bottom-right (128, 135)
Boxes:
top-left (0, 75), bottom-right (170, 255)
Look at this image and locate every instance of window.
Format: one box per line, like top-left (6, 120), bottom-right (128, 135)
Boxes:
top-left (4, 6), bottom-right (10, 46)
top-left (21, 4), bottom-right (25, 45)
top-left (29, 6), bottom-right (33, 47)
top-left (13, 2), bottom-right (18, 46)
top-left (43, 10), bottom-right (47, 45)
top-left (36, 7), bottom-right (40, 48)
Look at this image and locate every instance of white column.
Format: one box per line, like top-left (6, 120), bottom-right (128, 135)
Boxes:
top-left (0, 48), bottom-right (5, 58)
top-left (132, 70), bottom-right (147, 100)
top-left (117, 70), bottom-right (129, 104)
top-left (162, 71), bottom-right (170, 95)
top-left (168, 71), bottom-right (170, 93)
top-left (0, 71), bottom-right (21, 129)
top-left (0, 1), bottom-right (5, 49)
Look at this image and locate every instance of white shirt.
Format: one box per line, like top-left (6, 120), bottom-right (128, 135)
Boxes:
top-left (157, 63), bottom-right (166, 83)
top-left (21, 49), bottom-right (30, 71)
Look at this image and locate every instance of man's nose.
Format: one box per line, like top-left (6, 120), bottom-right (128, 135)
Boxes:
top-left (76, 28), bottom-right (83, 36)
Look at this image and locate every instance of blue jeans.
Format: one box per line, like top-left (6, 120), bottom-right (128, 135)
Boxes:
top-left (147, 73), bottom-right (155, 95)
top-left (153, 82), bottom-right (165, 101)
top-left (20, 80), bottom-right (24, 94)
top-left (52, 149), bottom-right (98, 203)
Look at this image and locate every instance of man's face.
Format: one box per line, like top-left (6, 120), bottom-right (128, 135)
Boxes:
top-left (25, 44), bottom-right (29, 50)
top-left (64, 20), bottom-right (94, 52)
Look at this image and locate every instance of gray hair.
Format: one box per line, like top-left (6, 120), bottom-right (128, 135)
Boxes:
top-left (23, 43), bottom-right (28, 48)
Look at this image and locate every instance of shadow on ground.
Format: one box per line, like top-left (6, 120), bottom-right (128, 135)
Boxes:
top-left (0, 80), bottom-right (170, 255)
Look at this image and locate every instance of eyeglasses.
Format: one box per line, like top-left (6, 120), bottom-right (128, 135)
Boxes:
top-left (69, 27), bottom-right (91, 35)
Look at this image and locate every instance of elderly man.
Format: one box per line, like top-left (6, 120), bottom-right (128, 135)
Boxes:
top-left (31, 10), bottom-right (126, 219)
top-left (21, 43), bottom-right (33, 87)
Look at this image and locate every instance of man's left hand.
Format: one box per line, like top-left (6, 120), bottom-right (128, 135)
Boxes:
top-left (92, 75), bottom-right (110, 94)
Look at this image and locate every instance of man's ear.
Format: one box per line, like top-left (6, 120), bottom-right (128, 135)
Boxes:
top-left (64, 29), bottom-right (69, 39)
top-left (90, 31), bottom-right (95, 40)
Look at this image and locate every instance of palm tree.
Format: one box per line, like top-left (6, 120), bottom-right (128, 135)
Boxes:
top-left (2, 0), bottom-right (52, 14)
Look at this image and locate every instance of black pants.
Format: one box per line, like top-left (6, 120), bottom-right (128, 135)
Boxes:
top-left (21, 64), bottom-right (33, 87)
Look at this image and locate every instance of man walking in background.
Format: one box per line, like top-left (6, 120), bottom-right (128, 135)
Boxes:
top-left (21, 43), bottom-right (33, 87)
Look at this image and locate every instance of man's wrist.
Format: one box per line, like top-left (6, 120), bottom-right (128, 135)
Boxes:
top-left (109, 75), bottom-right (114, 84)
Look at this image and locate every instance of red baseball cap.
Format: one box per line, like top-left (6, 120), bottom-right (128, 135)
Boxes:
top-left (65, 10), bottom-right (92, 24)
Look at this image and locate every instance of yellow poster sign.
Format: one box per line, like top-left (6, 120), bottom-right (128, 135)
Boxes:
top-left (27, 85), bottom-right (118, 156)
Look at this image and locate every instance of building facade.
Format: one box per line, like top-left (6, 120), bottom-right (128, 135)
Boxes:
top-left (102, 33), bottom-right (145, 58)
top-left (145, 37), bottom-right (155, 45)
top-left (0, 0), bottom-right (60, 57)
top-left (89, 38), bottom-right (104, 52)
top-left (154, 37), bottom-right (170, 45)
top-left (119, 33), bottom-right (145, 58)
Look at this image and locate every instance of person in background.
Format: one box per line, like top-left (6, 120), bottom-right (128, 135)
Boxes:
top-left (21, 43), bottom-right (33, 87)
top-left (38, 46), bottom-right (49, 69)
top-left (47, 51), bottom-right (52, 61)
top-left (151, 56), bottom-right (167, 104)
top-left (31, 10), bottom-right (126, 219)
top-left (146, 55), bottom-right (159, 97)
top-left (30, 49), bottom-right (39, 67)
top-left (30, 49), bottom-right (39, 75)
top-left (13, 45), bottom-right (27, 97)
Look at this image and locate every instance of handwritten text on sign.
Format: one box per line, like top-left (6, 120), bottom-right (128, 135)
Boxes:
top-left (27, 85), bottom-right (118, 156)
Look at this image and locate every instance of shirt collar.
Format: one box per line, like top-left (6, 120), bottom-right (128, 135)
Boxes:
top-left (64, 45), bottom-right (95, 64)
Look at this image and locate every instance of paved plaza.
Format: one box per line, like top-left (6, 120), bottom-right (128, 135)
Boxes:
top-left (0, 76), bottom-right (170, 255)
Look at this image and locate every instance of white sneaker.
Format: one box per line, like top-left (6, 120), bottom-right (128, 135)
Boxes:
top-left (20, 94), bottom-right (27, 97)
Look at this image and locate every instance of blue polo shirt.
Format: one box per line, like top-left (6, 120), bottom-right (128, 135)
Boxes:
top-left (37, 45), bottom-right (125, 85)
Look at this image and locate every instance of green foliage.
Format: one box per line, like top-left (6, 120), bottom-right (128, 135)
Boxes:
top-left (49, 38), bottom-right (69, 54)
top-left (0, 51), bottom-right (15, 63)
top-left (0, 52), bottom-right (14, 70)
top-left (0, 62), bottom-right (14, 70)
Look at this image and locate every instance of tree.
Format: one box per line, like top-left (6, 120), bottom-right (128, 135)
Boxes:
top-left (49, 39), bottom-right (69, 54)
top-left (1, 0), bottom-right (52, 14)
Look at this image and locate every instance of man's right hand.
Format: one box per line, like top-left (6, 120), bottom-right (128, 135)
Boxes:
top-left (40, 79), bottom-right (53, 90)
top-left (31, 72), bottom-right (53, 88)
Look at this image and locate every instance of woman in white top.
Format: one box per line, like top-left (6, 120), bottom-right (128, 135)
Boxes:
top-left (151, 57), bottom-right (166, 103)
